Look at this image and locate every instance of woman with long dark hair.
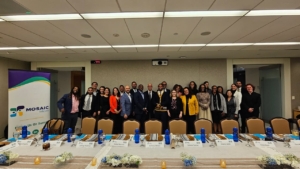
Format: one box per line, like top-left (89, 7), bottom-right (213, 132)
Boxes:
top-left (196, 84), bottom-right (212, 121)
top-left (188, 81), bottom-right (198, 95)
top-left (181, 87), bottom-right (199, 134)
top-left (225, 90), bottom-right (239, 120)
top-left (110, 87), bottom-right (122, 134)
top-left (210, 85), bottom-right (227, 133)
top-left (100, 87), bottom-right (111, 119)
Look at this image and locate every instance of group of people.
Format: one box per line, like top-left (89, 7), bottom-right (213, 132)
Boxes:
top-left (57, 80), bottom-right (261, 134)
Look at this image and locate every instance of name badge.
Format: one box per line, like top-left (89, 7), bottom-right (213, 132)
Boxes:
top-left (145, 141), bottom-right (164, 148)
top-left (216, 140), bottom-right (235, 146)
top-left (110, 140), bottom-right (129, 147)
top-left (253, 141), bottom-right (276, 148)
top-left (183, 141), bottom-right (203, 147)
top-left (17, 140), bottom-right (33, 146)
top-left (48, 141), bottom-right (63, 147)
top-left (0, 142), bottom-right (19, 151)
top-left (289, 140), bottom-right (300, 148)
top-left (76, 141), bottom-right (95, 148)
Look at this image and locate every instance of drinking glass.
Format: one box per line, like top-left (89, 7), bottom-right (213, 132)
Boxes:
top-left (71, 135), bottom-right (76, 147)
top-left (283, 135), bottom-right (291, 148)
top-left (140, 133), bottom-right (145, 147)
top-left (101, 133), bottom-right (106, 146)
top-left (13, 132), bottom-right (20, 142)
top-left (245, 136), bottom-right (252, 147)
top-left (208, 134), bottom-right (215, 148)
top-left (291, 129), bottom-right (299, 137)
top-left (175, 134), bottom-right (180, 147)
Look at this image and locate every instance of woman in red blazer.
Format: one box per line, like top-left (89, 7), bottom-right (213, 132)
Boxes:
top-left (109, 87), bottom-right (122, 134)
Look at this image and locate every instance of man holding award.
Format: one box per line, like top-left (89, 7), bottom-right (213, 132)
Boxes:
top-left (154, 83), bottom-right (169, 132)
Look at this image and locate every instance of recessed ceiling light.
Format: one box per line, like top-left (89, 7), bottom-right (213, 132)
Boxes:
top-left (179, 56), bottom-right (186, 59)
top-left (246, 9), bottom-right (300, 16)
top-left (0, 47), bottom-right (20, 50)
top-left (66, 46), bottom-right (111, 49)
top-left (0, 14), bottom-right (82, 21)
top-left (112, 45), bottom-right (158, 48)
top-left (201, 31), bottom-right (211, 36)
top-left (159, 44), bottom-right (205, 47)
top-left (82, 12), bottom-right (163, 19)
top-left (81, 34), bottom-right (91, 38)
top-left (19, 46), bottom-right (66, 49)
top-left (253, 42), bottom-right (300, 45)
top-left (164, 11), bottom-right (248, 17)
top-left (113, 33), bottom-right (119, 37)
top-left (173, 33), bottom-right (178, 35)
top-left (207, 43), bottom-right (253, 46)
top-left (141, 33), bottom-right (150, 38)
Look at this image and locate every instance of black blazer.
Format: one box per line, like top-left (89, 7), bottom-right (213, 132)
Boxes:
top-left (164, 89), bottom-right (171, 97)
top-left (167, 97), bottom-right (183, 111)
top-left (144, 91), bottom-right (156, 111)
top-left (79, 94), bottom-right (98, 113)
top-left (154, 91), bottom-right (169, 107)
top-left (134, 90), bottom-right (147, 115)
top-left (241, 92), bottom-right (261, 115)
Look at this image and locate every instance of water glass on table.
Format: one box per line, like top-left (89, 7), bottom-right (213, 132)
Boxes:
top-left (140, 133), bottom-right (145, 147)
top-left (13, 131), bottom-right (20, 142)
top-left (175, 134), bottom-right (180, 147)
top-left (208, 134), bottom-right (215, 148)
top-left (283, 135), bottom-right (291, 148)
top-left (100, 133), bottom-right (106, 146)
top-left (71, 134), bottom-right (76, 147)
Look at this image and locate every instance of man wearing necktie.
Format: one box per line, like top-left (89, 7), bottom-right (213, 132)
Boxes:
top-left (134, 84), bottom-right (147, 133)
top-left (162, 81), bottom-right (170, 97)
top-left (80, 87), bottom-right (98, 119)
top-left (154, 83), bottom-right (170, 132)
top-left (144, 83), bottom-right (156, 120)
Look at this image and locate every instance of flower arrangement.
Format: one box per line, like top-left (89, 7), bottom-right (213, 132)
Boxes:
top-left (258, 154), bottom-right (300, 168)
top-left (101, 153), bottom-right (142, 168)
top-left (0, 151), bottom-right (19, 165)
top-left (180, 152), bottom-right (197, 167)
top-left (53, 152), bottom-right (73, 164)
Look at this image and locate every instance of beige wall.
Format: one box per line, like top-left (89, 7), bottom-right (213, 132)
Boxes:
top-left (291, 58), bottom-right (300, 110)
top-left (245, 68), bottom-right (260, 93)
top-left (57, 71), bottom-right (71, 118)
top-left (91, 59), bottom-right (227, 91)
top-left (0, 57), bottom-right (30, 138)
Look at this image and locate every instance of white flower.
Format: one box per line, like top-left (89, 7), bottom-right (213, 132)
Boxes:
top-left (111, 158), bottom-right (121, 166)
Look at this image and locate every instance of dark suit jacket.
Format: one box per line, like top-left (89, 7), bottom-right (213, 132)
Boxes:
top-left (134, 90), bottom-right (147, 115)
top-left (144, 90), bottom-right (156, 112)
top-left (241, 92), bottom-right (261, 117)
top-left (57, 94), bottom-right (80, 120)
top-left (164, 89), bottom-right (171, 97)
top-left (154, 90), bottom-right (170, 107)
top-left (79, 94), bottom-right (98, 113)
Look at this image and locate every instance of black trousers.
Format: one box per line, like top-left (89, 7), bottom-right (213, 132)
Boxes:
top-left (155, 111), bottom-right (168, 133)
top-left (82, 110), bottom-right (93, 119)
top-left (240, 111), bottom-right (259, 133)
top-left (110, 112), bottom-right (122, 134)
top-left (62, 112), bottom-right (78, 133)
top-left (135, 113), bottom-right (146, 133)
top-left (183, 114), bottom-right (196, 134)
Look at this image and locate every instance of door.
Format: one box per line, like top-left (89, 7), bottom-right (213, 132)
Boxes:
top-left (259, 65), bottom-right (282, 121)
top-left (71, 71), bottom-right (85, 95)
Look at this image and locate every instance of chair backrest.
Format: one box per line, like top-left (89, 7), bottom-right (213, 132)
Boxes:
top-left (123, 119), bottom-right (140, 134)
top-left (246, 118), bottom-right (265, 134)
top-left (81, 117), bottom-right (96, 134)
top-left (221, 119), bottom-right (239, 134)
top-left (47, 118), bottom-right (64, 134)
top-left (169, 119), bottom-right (186, 134)
top-left (270, 117), bottom-right (291, 134)
top-left (98, 118), bottom-right (114, 134)
top-left (145, 120), bottom-right (162, 134)
top-left (194, 119), bottom-right (213, 134)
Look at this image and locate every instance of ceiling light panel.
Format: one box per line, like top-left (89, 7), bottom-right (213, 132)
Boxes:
top-left (0, 14), bottom-right (82, 21)
top-left (66, 46), bottom-right (111, 49)
top-left (19, 46), bottom-right (66, 49)
top-left (0, 47), bottom-right (20, 50)
top-left (159, 44), bottom-right (206, 47)
top-left (246, 10), bottom-right (300, 16)
top-left (112, 45), bottom-right (158, 48)
top-left (82, 12), bottom-right (163, 19)
top-left (164, 11), bottom-right (248, 17)
top-left (207, 43), bottom-right (254, 46)
top-left (253, 42), bottom-right (300, 45)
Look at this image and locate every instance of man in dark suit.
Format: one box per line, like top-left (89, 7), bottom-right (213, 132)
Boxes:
top-left (144, 83), bottom-right (156, 120)
top-left (154, 83), bottom-right (170, 132)
top-left (129, 81), bottom-right (138, 118)
top-left (162, 81), bottom-right (170, 97)
top-left (79, 87), bottom-right (98, 119)
top-left (57, 86), bottom-right (81, 133)
top-left (134, 84), bottom-right (147, 133)
top-left (236, 81), bottom-right (247, 95)
top-left (121, 85), bottom-right (133, 132)
top-left (240, 84), bottom-right (261, 133)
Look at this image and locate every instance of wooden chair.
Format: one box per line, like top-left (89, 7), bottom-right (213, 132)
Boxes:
top-left (145, 120), bottom-right (162, 134)
top-left (81, 117), bottom-right (96, 134)
top-left (169, 119), bottom-right (186, 134)
top-left (123, 119), bottom-right (140, 134)
top-left (47, 119), bottom-right (64, 134)
top-left (246, 118), bottom-right (265, 134)
top-left (220, 119), bottom-right (239, 134)
top-left (194, 118), bottom-right (213, 134)
top-left (270, 117), bottom-right (291, 134)
top-left (97, 118), bottom-right (114, 134)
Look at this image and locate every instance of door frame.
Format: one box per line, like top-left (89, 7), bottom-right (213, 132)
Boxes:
top-left (226, 58), bottom-right (291, 118)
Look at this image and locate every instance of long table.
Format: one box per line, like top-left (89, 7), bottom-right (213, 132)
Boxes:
top-left (1, 135), bottom-right (300, 169)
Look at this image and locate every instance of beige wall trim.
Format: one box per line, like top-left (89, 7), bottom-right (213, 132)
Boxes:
top-left (226, 58), bottom-right (291, 118)
top-left (31, 61), bottom-right (91, 91)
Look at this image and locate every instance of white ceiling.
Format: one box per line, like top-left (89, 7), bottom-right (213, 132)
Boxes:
top-left (0, 0), bottom-right (300, 61)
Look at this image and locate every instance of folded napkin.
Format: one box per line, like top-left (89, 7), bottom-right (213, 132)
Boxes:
top-left (194, 134), bottom-right (201, 141)
top-left (180, 134), bottom-right (189, 141)
top-left (8, 137), bottom-right (21, 142)
top-left (224, 134), bottom-right (233, 139)
top-left (76, 134), bottom-right (86, 140)
top-left (57, 134), bottom-right (67, 141)
top-left (86, 134), bottom-right (97, 141)
top-left (106, 134), bottom-right (113, 140)
top-left (253, 134), bottom-right (266, 139)
top-left (116, 134), bottom-right (126, 140)
top-left (48, 134), bottom-right (58, 139)
top-left (150, 133), bottom-right (158, 141)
